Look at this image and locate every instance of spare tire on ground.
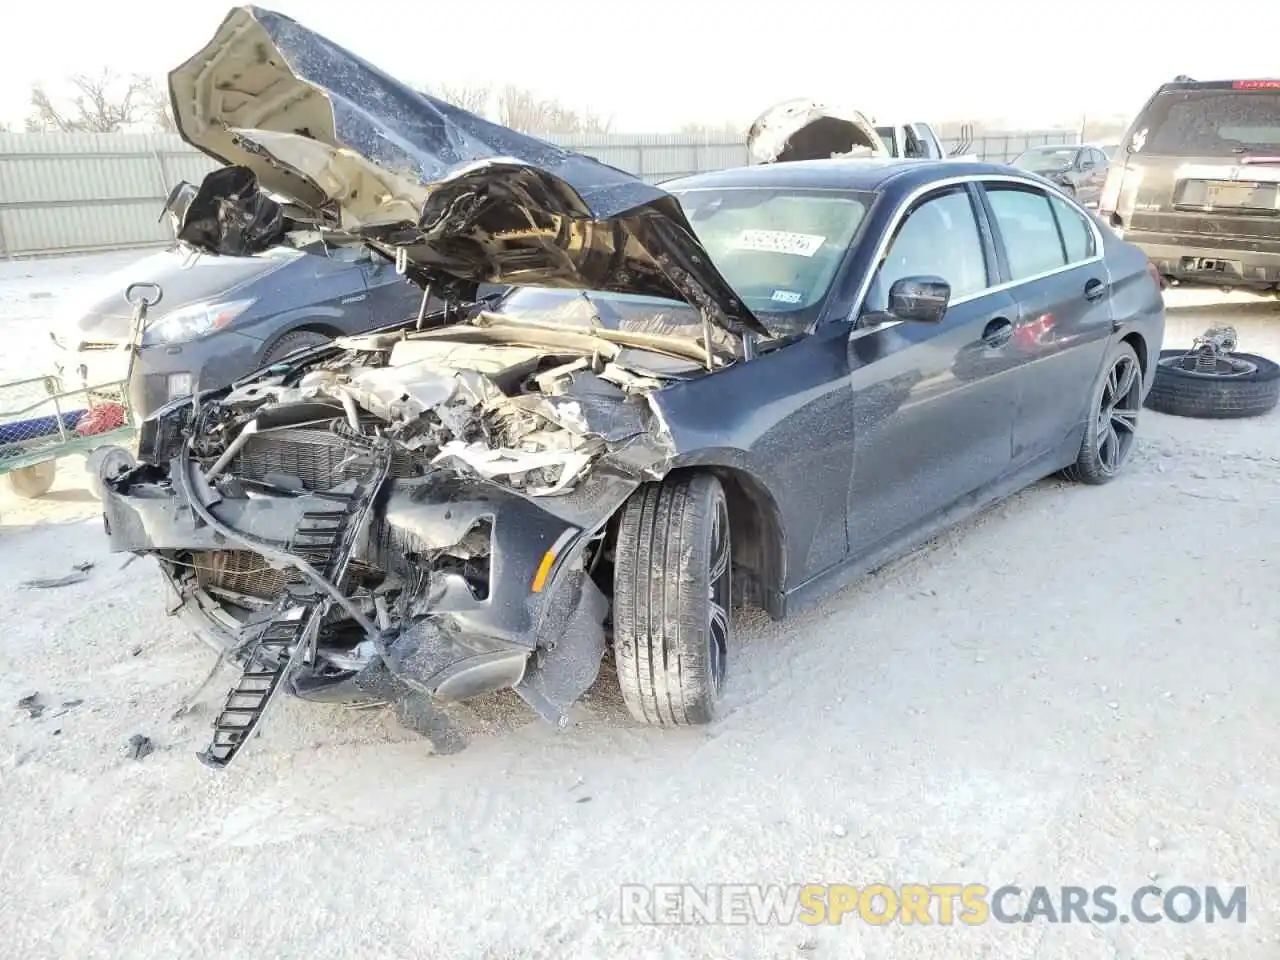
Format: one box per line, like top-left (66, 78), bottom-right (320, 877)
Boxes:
top-left (1145, 348), bottom-right (1280, 419)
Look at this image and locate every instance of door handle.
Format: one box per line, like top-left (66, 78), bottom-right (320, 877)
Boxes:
top-left (981, 317), bottom-right (1014, 348)
top-left (1083, 279), bottom-right (1106, 302)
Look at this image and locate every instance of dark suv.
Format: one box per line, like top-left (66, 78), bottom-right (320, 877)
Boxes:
top-left (1099, 77), bottom-right (1280, 292)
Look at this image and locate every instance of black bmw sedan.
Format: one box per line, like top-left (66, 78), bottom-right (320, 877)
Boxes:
top-left (100, 5), bottom-right (1165, 764)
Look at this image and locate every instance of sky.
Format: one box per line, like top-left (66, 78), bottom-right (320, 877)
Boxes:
top-left (3, 0), bottom-right (1278, 132)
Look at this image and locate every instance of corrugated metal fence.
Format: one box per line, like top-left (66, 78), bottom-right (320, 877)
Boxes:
top-left (0, 129), bottom-right (1075, 258)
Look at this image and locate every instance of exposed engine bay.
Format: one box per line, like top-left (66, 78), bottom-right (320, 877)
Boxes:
top-left (105, 4), bottom-right (778, 767)
top-left (105, 302), bottom-right (719, 766)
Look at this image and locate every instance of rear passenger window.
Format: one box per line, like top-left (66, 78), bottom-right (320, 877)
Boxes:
top-left (984, 186), bottom-right (1067, 280)
top-left (1049, 195), bottom-right (1096, 263)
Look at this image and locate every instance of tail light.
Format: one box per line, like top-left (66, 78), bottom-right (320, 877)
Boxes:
top-left (1098, 165), bottom-right (1124, 216)
top-left (1147, 261), bottom-right (1166, 289)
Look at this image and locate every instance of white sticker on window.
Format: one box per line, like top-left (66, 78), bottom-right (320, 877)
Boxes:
top-left (731, 229), bottom-right (826, 257)
top-left (771, 289), bottom-right (803, 304)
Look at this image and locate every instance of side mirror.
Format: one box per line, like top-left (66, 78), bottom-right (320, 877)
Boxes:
top-left (887, 276), bottom-right (950, 323)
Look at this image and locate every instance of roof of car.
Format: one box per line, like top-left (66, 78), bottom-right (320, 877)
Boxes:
top-left (663, 158), bottom-right (1030, 194)
top-left (1157, 77), bottom-right (1280, 91)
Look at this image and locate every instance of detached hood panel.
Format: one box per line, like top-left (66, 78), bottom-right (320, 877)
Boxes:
top-left (166, 5), bottom-right (766, 336)
top-left (747, 99), bottom-right (888, 164)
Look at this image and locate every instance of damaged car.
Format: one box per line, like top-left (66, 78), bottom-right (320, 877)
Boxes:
top-left (102, 5), bottom-right (1165, 768)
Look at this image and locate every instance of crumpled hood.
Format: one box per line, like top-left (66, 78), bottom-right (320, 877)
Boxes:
top-left (165, 5), bottom-right (767, 337)
top-left (747, 99), bottom-right (888, 164)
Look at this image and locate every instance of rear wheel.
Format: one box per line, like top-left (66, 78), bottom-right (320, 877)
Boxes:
top-left (1063, 342), bottom-right (1142, 485)
top-left (4, 460), bottom-right (57, 499)
top-left (262, 329), bottom-right (329, 365)
top-left (612, 473), bottom-right (730, 726)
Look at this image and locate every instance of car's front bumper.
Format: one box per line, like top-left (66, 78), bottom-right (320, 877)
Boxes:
top-left (53, 331), bottom-right (269, 421)
top-left (102, 467), bottom-right (612, 725)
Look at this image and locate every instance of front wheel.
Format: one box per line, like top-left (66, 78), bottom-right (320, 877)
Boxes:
top-left (612, 473), bottom-right (730, 726)
top-left (262, 329), bottom-right (330, 365)
top-left (1062, 341), bottom-right (1143, 485)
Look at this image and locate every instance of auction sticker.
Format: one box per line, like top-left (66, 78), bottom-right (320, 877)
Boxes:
top-left (731, 230), bottom-right (826, 257)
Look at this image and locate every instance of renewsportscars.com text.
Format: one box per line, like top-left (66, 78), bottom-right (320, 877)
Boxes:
top-left (619, 883), bottom-right (1247, 926)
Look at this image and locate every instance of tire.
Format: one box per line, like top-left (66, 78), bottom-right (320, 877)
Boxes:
top-left (1144, 348), bottom-right (1280, 419)
top-left (85, 444), bottom-right (136, 500)
top-left (612, 473), bottom-right (730, 726)
top-left (5, 460), bottom-right (57, 499)
top-left (262, 329), bottom-right (330, 365)
top-left (1062, 341), bottom-right (1143, 485)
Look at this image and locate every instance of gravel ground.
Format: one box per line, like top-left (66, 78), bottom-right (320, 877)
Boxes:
top-left (1, 251), bottom-right (1279, 959)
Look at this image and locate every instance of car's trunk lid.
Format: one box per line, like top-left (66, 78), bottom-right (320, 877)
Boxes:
top-left (164, 5), bottom-right (768, 338)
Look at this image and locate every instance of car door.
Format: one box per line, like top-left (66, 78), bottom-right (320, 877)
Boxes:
top-left (845, 184), bottom-right (1022, 555)
top-left (978, 181), bottom-right (1114, 467)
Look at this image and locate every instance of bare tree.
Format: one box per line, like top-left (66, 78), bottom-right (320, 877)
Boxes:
top-left (145, 86), bottom-right (176, 133)
top-left (419, 82), bottom-right (493, 117)
top-left (26, 69), bottom-right (166, 133)
top-left (496, 85), bottom-right (611, 135)
top-left (679, 121), bottom-right (743, 138)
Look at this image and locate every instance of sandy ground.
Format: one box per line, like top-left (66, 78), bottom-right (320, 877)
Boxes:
top-left (2, 251), bottom-right (1279, 960)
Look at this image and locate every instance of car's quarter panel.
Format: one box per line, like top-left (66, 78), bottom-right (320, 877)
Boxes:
top-left (235, 247), bottom-right (376, 341)
top-left (1099, 231), bottom-right (1167, 396)
top-left (650, 324), bottom-right (855, 589)
top-left (978, 182), bottom-right (1115, 466)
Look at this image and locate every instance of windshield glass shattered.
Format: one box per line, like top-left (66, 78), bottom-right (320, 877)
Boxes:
top-left (1013, 147), bottom-right (1078, 172)
top-left (488, 187), bottom-right (872, 341)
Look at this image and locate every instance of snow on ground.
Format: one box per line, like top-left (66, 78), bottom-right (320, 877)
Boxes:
top-left (2, 250), bottom-right (1279, 960)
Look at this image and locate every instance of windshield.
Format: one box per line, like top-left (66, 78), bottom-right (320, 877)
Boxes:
top-left (1012, 147), bottom-right (1078, 172)
top-left (487, 187), bottom-right (872, 342)
top-left (875, 126), bottom-right (898, 156)
top-left (672, 187), bottom-right (870, 326)
top-left (1139, 89), bottom-right (1280, 155)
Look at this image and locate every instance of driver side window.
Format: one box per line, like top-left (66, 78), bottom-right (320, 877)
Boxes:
top-left (864, 188), bottom-right (989, 313)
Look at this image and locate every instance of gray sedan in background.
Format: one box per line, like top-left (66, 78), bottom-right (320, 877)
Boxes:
top-left (49, 240), bottom-right (441, 419)
top-left (1010, 144), bottom-right (1111, 206)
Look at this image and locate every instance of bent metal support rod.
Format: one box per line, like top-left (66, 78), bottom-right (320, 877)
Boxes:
top-left (177, 440), bottom-right (392, 767)
top-left (177, 440), bottom-right (383, 639)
